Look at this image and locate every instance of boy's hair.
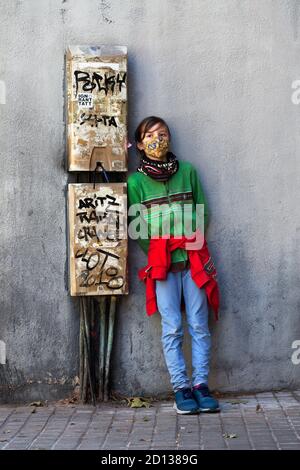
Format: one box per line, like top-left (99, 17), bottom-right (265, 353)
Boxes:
top-left (134, 116), bottom-right (171, 156)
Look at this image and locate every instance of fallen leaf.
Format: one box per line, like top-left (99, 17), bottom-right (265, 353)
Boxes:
top-left (29, 401), bottom-right (43, 407)
top-left (223, 433), bottom-right (237, 439)
top-left (127, 397), bottom-right (152, 408)
top-left (256, 404), bottom-right (262, 412)
top-left (58, 395), bottom-right (78, 405)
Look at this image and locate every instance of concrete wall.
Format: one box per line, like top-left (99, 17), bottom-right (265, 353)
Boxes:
top-left (1, 0), bottom-right (300, 402)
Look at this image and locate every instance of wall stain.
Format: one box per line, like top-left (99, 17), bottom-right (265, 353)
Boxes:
top-left (99, 1), bottom-right (114, 24)
top-left (60, 8), bottom-right (66, 24)
top-left (289, 0), bottom-right (300, 40)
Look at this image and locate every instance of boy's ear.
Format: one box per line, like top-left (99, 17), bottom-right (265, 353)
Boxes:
top-left (137, 142), bottom-right (144, 151)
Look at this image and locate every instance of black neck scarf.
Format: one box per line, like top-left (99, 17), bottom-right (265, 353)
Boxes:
top-left (137, 152), bottom-right (179, 182)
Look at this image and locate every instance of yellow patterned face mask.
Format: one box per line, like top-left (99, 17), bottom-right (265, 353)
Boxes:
top-left (144, 137), bottom-right (169, 158)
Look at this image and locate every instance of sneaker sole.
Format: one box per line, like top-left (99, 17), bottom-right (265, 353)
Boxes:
top-left (198, 407), bottom-right (220, 413)
top-left (173, 402), bottom-right (199, 415)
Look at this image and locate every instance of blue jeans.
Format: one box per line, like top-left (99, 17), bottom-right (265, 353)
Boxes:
top-left (155, 267), bottom-right (211, 392)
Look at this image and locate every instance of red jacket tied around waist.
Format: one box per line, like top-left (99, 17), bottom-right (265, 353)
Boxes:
top-left (138, 229), bottom-right (220, 320)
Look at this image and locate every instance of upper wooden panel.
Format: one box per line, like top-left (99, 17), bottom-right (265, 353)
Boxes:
top-left (66, 45), bottom-right (128, 172)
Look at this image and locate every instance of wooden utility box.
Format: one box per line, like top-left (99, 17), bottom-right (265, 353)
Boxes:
top-left (66, 45), bottom-right (127, 172)
top-left (68, 183), bottom-right (128, 296)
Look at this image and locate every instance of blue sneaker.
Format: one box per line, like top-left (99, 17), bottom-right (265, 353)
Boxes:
top-left (192, 384), bottom-right (220, 412)
top-left (173, 388), bottom-right (200, 414)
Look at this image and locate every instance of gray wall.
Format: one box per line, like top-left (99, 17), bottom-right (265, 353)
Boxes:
top-left (1, 0), bottom-right (300, 402)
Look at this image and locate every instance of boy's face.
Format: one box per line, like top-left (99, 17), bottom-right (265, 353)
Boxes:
top-left (137, 122), bottom-right (170, 161)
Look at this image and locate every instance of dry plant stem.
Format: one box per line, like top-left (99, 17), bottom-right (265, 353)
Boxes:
top-left (104, 296), bottom-right (117, 402)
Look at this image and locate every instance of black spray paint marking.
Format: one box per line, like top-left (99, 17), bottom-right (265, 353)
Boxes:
top-left (74, 71), bottom-right (127, 97)
top-left (78, 194), bottom-right (120, 210)
top-left (76, 247), bottom-right (124, 289)
top-left (75, 193), bottom-right (124, 290)
top-left (79, 113), bottom-right (118, 128)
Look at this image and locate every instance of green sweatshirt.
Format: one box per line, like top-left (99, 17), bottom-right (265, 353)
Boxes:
top-left (127, 160), bottom-right (208, 264)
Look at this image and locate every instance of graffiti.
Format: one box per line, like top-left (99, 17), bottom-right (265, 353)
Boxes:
top-left (79, 113), bottom-right (118, 128)
top-left (69, 184), bottom-right (127, 295)
top-left (78, 194), bottom-right (120, 209)
top-left (74, 71), bottom-right (127, 97)
top-left (76, 210), bottom-right (120, 224)
top-left (76, 247), bottom-right (124, 289)
top-left (76, 219), bottom-right (120, 241)
top-left (76, 194), bottom-right (121, 240)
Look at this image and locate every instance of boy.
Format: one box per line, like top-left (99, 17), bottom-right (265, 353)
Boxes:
top-left (128, 116), bottom-right (219, 414)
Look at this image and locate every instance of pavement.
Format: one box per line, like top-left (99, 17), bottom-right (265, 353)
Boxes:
top-left (0, 390), bottom-right (300, 450)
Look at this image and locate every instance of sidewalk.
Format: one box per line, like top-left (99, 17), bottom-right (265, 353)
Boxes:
top-left (0, 390), bottom-right (300, 450)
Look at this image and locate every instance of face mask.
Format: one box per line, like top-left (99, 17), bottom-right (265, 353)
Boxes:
top-left (145, 137), bottom-right (169, 158)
